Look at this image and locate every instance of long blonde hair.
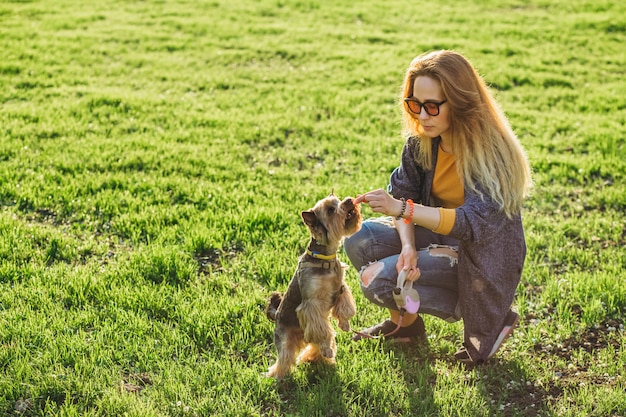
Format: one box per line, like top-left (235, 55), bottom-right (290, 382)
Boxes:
top-left (401, 50), bottom-right (532, 217)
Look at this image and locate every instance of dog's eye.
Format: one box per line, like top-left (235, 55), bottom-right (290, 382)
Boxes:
top-left (327, 207), bottom-right (335, 215)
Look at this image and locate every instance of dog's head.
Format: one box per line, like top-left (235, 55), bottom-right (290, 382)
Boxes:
top-left (301, 194), bottom-right (362, 247)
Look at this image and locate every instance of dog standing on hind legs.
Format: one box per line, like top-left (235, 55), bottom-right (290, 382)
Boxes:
top-left (265, 194), bottom-right (362, 378)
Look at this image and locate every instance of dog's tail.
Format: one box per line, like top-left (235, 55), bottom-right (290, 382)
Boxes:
top-left (265, 292), bottom-right (282, 322)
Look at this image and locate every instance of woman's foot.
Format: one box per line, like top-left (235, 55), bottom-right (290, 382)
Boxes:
top-left (353, 315), bottom-right (426, 343)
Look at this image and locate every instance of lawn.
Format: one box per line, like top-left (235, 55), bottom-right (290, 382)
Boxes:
top-left (0, 0), bottom-right (625, 416)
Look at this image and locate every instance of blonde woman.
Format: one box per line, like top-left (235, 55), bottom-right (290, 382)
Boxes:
top-left (345, 50), bottom-right (532, 364)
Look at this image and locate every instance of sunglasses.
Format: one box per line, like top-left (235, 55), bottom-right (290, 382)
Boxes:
top-left (403, 98), bottom-right (447, 117)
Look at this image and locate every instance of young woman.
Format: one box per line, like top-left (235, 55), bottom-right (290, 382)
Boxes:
top-left (345, 50), bottom-right (532, 364)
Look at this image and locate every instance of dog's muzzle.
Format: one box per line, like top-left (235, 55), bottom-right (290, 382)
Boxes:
top-left (342, 198), bottom-right (359, 221)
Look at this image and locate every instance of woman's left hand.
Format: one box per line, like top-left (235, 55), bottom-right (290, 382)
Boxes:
top-left (398, 244), bottom-right (421, 282)
top-left (355, 189), bottom-right (403, 217)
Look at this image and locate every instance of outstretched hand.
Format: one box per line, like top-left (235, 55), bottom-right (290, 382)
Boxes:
top-left (355, 189), bottom-right (402, 217)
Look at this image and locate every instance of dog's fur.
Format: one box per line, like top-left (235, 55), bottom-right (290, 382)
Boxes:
top-left (265, 195), bottom-right (362, 378)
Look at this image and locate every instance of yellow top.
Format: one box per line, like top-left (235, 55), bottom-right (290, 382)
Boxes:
top-left (431, 146), bottom-right (464, 235)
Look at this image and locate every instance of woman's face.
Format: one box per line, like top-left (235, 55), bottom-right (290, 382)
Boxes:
top-left (411, 76), bottom-right (451, 141)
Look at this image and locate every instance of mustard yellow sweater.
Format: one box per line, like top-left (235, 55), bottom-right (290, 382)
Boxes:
top-left (432, 147), bottom-right (464, 235)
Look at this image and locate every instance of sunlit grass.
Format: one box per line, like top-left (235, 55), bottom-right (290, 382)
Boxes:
top-left (1, 0), bottom-right (625, 415)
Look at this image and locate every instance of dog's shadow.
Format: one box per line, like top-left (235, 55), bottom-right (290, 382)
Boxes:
top-left (380, 341), bottom-right (438, 411)
top-left (273, 361), bottom-right (349, 416)
top-left (270, 340), bottom-right (438, 415)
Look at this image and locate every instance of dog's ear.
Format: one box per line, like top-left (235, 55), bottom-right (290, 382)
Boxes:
top-left (301, 210), bottom-right (317, 228)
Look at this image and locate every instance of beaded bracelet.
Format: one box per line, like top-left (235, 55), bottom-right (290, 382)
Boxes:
top-left (404, 199), bottom-right (415, 224)
top-left (395, 198), bottom-right (406, 220)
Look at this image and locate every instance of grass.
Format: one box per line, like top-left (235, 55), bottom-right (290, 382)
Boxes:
top-left (0, 0), bottom-right (625, 415)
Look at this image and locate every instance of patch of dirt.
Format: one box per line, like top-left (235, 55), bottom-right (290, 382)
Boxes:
top-left (121, 372), bottom-right (153, 394)
top-left (494, 380), bottom-right (564, 416)
top-left (533, 318), bottom-right (623, 359)
top-left (497, 318), bottom-right (624, 415)
top-left (195, 241), bottom-right (243, 275)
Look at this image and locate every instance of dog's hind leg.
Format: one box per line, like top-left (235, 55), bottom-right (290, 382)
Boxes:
top-left (299, 341), bottom-right (336, 364)
top-left (267, 326), bottom-right (305, 378)
top-left (296, 299), bottom-right (335, 357)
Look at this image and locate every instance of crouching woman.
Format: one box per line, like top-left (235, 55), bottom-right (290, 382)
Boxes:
top-left (345, 50), bottom-right (532, 364)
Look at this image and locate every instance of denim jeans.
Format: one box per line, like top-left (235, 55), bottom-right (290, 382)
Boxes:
top-left (343, 217), bottom-right (461, 322)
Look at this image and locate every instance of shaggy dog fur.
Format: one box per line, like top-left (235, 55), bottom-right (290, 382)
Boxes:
top-left (265, 195), bottom-right (362, 378)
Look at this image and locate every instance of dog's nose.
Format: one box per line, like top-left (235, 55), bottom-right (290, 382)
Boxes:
top-left (342, 197), bottom-right (355, 209)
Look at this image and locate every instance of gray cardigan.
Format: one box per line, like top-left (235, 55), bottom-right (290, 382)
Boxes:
top-left (388, 136), bottom-right (526, 362)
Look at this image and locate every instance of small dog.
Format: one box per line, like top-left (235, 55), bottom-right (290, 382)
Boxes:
top-left (265, 194), bottom-right (362, 378)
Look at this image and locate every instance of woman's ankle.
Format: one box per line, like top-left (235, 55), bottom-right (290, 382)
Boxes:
top-left (389, 309), bottom-right (419, 327)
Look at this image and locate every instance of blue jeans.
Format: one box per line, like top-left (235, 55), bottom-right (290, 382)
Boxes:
top-left (343, 217), bottom-right (461, 322)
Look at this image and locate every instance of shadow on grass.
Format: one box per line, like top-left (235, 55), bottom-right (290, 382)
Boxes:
top-left (391, 342), bottom-right (552, 416)
top-left (465, 358), bottom-right (558, 416)
top-left (273, 362), bottom-right (349, 417)
top-left (264, 339), bottom-right (564, 416)
top-left (388, 341), bottom-right (558, 416)
top-left (389, 341), bottom-right (439, 414)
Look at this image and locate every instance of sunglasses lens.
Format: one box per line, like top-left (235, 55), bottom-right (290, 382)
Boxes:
top-left (406, 101), bottom-right (421, 114)
top-left (424, 102), bottom-right (439, 116)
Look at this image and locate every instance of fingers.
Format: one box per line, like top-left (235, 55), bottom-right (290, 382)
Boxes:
top-left (354, 188), bottom-right (387, 204)
top-left (400, 256), bottom-right (420, 282)
top-left (355, 192), bottom-right (376, 205)
top-left (354, 194), bottom-right (367, 204)
top-left (356, 190), bottom-right (394, 216)
top-left (405, 267), bottom-right (421, 282)
top-left (397, 266), bottom-right (420, 283)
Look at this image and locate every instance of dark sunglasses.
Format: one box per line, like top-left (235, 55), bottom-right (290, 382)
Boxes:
top-left (403, 98), bottom-right (447, 117)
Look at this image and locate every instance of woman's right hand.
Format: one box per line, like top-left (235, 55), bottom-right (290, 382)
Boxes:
top-left (355, 189), bottom-right (404, 218)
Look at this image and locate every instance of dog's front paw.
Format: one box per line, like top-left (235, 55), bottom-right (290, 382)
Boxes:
top-left (338, 320), bottom-right (350, 332)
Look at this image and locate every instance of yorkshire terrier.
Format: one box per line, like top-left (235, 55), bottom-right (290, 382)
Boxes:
top-left (265, 194), bottom-right (362, 378)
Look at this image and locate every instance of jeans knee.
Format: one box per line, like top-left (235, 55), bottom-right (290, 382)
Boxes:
top-left (343, 233), bottom-right (358, 259)
top-left (343, 227), bottom-right (371, 268)
top-left (360, 262), bottom-right (384, 287)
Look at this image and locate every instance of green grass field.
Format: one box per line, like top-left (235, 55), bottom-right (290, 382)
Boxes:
top-left (1, 0), bottom-right (625, 415)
